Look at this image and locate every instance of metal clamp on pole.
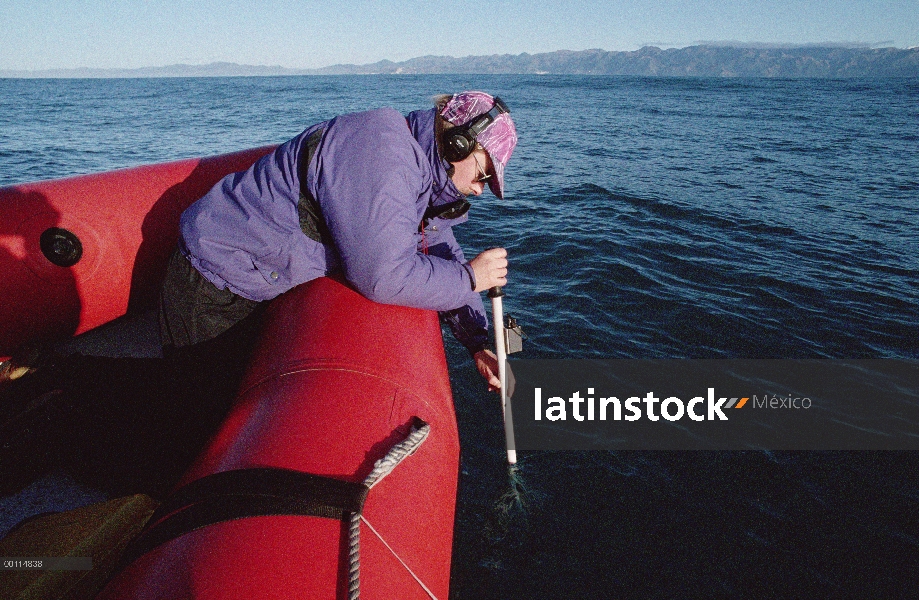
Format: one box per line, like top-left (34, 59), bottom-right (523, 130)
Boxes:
top-left (503, 315), bottom-right (527, 355)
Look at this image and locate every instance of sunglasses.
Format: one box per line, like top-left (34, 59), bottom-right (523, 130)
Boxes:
top-left (473, 152), bottom-right (493, 184)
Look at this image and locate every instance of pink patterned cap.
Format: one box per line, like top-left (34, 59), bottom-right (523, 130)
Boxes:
top-left (441, 91), bottom-right (518, 199)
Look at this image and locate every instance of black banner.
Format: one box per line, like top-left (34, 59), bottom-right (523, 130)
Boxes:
top-left (507, 359), bottom-right (919, 450)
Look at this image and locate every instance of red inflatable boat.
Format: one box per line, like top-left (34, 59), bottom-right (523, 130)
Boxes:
top-left (0, 146), bottom-right (275, 358)
top-left (0, 151), bottom-right (459, 599)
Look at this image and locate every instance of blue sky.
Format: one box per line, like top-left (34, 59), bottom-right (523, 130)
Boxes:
top-left (3, 0), bottom-right (917, 71)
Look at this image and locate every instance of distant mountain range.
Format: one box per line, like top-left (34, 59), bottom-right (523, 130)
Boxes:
top-left (3, 46), bottom-right (918, 79)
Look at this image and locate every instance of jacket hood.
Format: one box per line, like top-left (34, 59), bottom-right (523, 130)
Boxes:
top-left (407, 108), bottom-right (465, 212)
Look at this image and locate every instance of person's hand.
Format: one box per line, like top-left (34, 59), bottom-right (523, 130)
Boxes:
top-left (469, 248), bottom-right (508, 292)
top-left (473, 349), bottom-right (501, 392)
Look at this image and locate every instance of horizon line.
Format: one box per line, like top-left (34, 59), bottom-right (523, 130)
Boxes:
top-left (1, 43), bottom-right (913, 76)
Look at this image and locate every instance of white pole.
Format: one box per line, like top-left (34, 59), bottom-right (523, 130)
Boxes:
top-left (488, 287), bottom-right (516, 465)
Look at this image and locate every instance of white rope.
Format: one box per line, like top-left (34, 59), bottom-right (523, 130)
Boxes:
top-left (360, 515), bottom-right (439, 600)
top-left (348, 420), bottom-right (432, 600)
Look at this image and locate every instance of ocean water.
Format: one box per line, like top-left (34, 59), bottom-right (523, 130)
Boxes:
top-left (1, 75), bottom-right (918, 597)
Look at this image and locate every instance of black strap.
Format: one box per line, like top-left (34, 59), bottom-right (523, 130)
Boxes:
top-left (147, 467), bottom-right (368, 524)
top-left (297, 128), bottom-right (332, 244)
top-left (421, 198), bottom-right (470, 229)
top-left (118, 467), bottom-right (369, 570)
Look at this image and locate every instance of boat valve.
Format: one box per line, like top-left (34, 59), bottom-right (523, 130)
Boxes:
top-left (40, 227), bottom-right (83, 267)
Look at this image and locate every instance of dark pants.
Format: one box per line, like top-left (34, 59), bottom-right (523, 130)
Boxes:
top-left (158, 248), bottom-right (262, 350)
top-left (1, 250), bottom-right (268, 497)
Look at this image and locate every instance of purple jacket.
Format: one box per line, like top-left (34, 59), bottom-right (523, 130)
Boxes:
top-left (180, 107), bottom-right (489, 354)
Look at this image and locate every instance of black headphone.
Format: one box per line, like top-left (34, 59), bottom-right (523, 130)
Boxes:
top-left (441, 96), bottom-right (510, 163)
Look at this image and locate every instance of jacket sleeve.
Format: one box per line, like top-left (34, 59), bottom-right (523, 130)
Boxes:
top-left (313, 109), bottom-right (477, 312)
top-left (424, 224), bottom-right (490, 355)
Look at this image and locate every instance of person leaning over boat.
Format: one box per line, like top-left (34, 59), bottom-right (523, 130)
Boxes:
top-left (157, 91), bottom-right (517, 391)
